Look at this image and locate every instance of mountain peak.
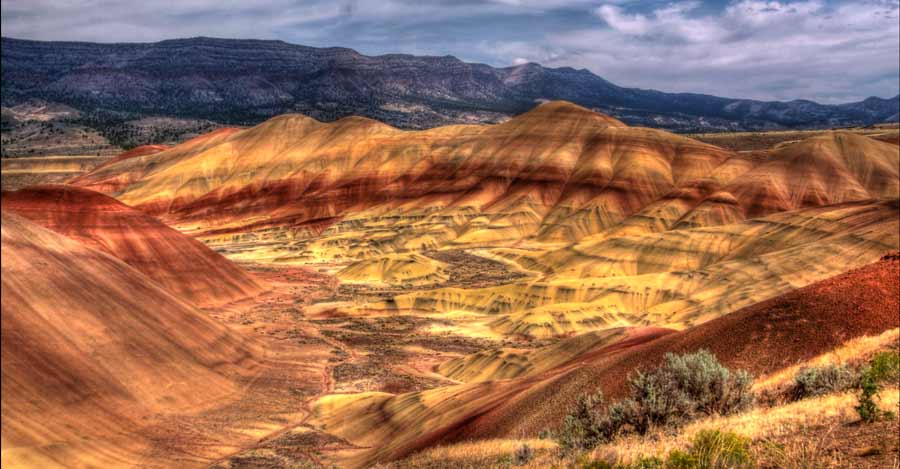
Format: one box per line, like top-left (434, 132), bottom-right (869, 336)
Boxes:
top-left (3, 36), bottom-right (897, 132)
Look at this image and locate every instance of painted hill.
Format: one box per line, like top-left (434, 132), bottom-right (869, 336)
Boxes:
top-left (1, 184), bottom-right (265, 306)
top-left (310, 254), bottom-right (900, 467)
top-left (0, 211), bottom-right (258, 468)
top-left (71, 102), bottom-right (899, 338)
top-left (74, 101), bottom-right (724, 244)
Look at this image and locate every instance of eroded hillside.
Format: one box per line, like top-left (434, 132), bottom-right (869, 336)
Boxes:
top-left (73, 101), bottom-right (900, 339)
top-left (3, 101), bottom-right (898, 469)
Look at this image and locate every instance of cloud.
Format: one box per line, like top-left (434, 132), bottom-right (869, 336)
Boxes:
top-left (1, 0), bottom-right (897, 102)
top-left (537, 0), bottom-right (899, 102)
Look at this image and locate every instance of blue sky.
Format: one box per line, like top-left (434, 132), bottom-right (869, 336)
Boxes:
top-left (2, 0), bottom-right (898, 103)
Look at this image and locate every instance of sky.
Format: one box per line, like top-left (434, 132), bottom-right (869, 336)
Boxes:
top-left (2, 0), bottom-right (898, 103)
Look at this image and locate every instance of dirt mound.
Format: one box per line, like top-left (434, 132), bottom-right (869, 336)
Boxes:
top-left (0, 211), bottom-right (258, 468)
top-left (1, 184), bottom-right (265, 305)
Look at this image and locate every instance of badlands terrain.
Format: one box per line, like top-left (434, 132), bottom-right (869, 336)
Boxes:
top-left (1, 101), bottom-right (899, 468)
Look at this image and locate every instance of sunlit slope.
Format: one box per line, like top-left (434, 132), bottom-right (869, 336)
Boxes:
top-left (90, 143), bottom-right (170, 170)
top-left (72, 127), bottom-right (242, 194)
top-left (336, 253), bottom-right (449, 286)
top-left (70, 103), bottom-right (899, 338)
top-left (364, 200), bottom-right (898, 336)
top-left (436, 327), bottom-right (635, 382)
top-left (311, 255), bottom-right (899, 468)
top-left (1, 185), bottom-right (265, 306)
top-left (74, 101), bottom-right (739, 249)
top-left (73, 104), bottom-right (896, 265)
top-left (0, 212), bottom-right (258, 468)
top-left (722, 132), bottom-right (899, 217)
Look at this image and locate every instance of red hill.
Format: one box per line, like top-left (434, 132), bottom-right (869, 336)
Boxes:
top-left (1, 184), bottom-right (265, 306)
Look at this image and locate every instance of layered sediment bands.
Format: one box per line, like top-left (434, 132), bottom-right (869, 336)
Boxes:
top-left (310, 327), bottom-right (672, 468)
top-left (337, 253), bottom-right (449, 286)
top-left (313, 256), bottom-right (899, 467)
top-left (0, 212), bottom-right (258, 468)
top-left (71, 127), bottom-right (242, 194)
top-left (74, 101), bottom-right (735, 246)
top-left (365, 200), bottom-right (898, 335)
top-left (436, 328), bottom-right (631, 382)
top-left (70, 101), bottom-right (899, 336)
top-left (1, 184), bottom-right (265, 306)
top-left (72, 104), bottom-right (896, 264)
top-left (454, 253), bottom-right (900, 441)
top-left (721, 132), bottom-right (899, 218)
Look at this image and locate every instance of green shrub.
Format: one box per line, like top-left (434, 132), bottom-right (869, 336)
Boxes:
top-left (867, 351), bottom-right (900, 383)
top-left (663, 351), bottom-right (754, 416)
top-left (512, 442), bottom-right (533, 465)
top-left (790, 364), bottom-right (856, 401)
top-left (557, 391), bottom-right (607, 452)
top-left (665, 450), bottom-right (698, 469)
top-left (556, 351), bottom-right (754, 453)
top-left (630, 456), bottom-right (665, 469)
top-left (856, 366), bottom-right (883, 423)
top-left (688, 430), bottom-right (754, 468)
top-left (626, 350), bottom-right (754, 433)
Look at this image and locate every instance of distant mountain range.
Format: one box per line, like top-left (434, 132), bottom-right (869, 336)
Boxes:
top-left (2, 36), bottom-right (898, 133)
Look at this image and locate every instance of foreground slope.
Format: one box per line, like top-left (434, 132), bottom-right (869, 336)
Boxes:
top-left (310, 254), bottom-right (900, 467)
top-left (1, 184), bottom-right (265, 305)
top-left (0, 212), bottom-right (258, 468)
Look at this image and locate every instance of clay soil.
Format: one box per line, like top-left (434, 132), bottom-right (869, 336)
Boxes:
top-left (127, 251), bottom-right (544, 468)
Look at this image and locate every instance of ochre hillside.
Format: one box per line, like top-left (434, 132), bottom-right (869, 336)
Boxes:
top-left (73, 104), bottom-right (897, 253)
top-left (1, 184), bottom-right (265, 306)
top-left (70, 102), bottom-right (900, 338)
top-left (74, 101), bottom-right (727, 246)
top-left (90, 143), bottom-right (170, 170)
top-left (3, 101), bottom-right (899, 469)
top-left (0, 211), bottom-right (259, 468)
top-left (310, 255), bottom-right (900, 467)
top-left (71, 127), bottom-right (243, 194)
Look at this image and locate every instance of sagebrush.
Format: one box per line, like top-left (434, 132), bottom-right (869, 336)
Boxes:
top-left (790, 364), bottom-right (856, 401)
top-left (556, 350), bottom-right (754, 452)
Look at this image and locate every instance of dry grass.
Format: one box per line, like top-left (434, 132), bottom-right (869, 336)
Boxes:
top-left (382, 389), bottom-right (898, 468)
top-left (592, 388), bottom-right (899, 466)
top-left (378, 331), bottom-right (900, 469)
top-left (754, 328), bottom-right (899, 394)
top-left (377, 438), bottom-right (558, 468)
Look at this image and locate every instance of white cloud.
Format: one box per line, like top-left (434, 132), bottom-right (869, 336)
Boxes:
top-left (1, 0), bottom-right (897, 102)
top-left (534, 0), bottom-right (899, 102)
top-left (595, 5), bottom-right (652, 35)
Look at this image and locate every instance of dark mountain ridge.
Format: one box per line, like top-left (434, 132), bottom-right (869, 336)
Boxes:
top-left (2, 36), bottom-right (897, 133)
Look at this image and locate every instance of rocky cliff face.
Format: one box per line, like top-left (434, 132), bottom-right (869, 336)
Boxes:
top-left (3, 36), bottom-right (897, 132)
